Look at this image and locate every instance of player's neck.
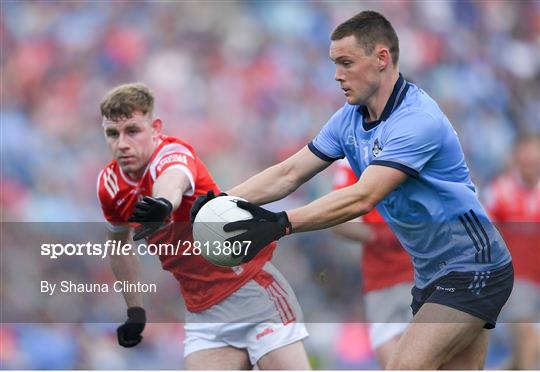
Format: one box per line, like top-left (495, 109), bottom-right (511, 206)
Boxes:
top-left (365, 70), bottom-right (400, 122)
top-left (127, 168), bottom-right (146, 181)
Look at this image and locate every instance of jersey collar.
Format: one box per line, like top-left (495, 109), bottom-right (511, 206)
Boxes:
top-left (358, 73), bottom-right (409, 131)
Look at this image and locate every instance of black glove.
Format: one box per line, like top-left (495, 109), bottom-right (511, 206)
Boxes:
top-left (223, 200), bottom-right (292, 263)
top-left (117, 306), bottom-right (146, 348)
top-left (189, 190), bottom-right (227, 224)
top-left (128, 196), bottom-right (173, 241)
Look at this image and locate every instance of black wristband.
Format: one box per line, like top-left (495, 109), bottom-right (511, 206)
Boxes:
top-left (156, 197), bottom-right (173, 214)
top-left (127, 307), bottom-right (146, 322)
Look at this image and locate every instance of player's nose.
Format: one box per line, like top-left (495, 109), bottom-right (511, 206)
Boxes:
top-left (117, 133), bottom-right (130, 150)
top-left (334, 68), bottom-right (345, 82)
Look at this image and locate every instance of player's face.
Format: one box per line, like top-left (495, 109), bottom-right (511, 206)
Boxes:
top-left (102, 111), bottom-right (162, 178)
top-left (330, 35), bottom-right (381, 106)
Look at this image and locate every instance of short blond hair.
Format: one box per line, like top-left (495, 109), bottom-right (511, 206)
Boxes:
top-left (100, 82), bottom-right (154, 121)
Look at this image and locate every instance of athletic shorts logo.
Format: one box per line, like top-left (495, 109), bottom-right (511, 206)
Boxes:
top-left (435, 286), bottom-right (455, 292)
top-left (256, 327), bottom-right (275, 340)
top-left (467, 271), bottom-right (491, 295)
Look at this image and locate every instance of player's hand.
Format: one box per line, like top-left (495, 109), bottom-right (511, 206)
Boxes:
top-left (128, 196), bottom-right (173, 240)
top-left (117, 306), bottom-right (146, 348)
top-left (189, 190), bottom-right (227, 224)
top-left (223, 201), bottom-right (292, 263)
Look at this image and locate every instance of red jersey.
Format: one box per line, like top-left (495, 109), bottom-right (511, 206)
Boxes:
top-left (484, 171), bottom-right (540, 283)
top-left (97, 134), bottom-right (275, 312)
top-left (332, 159), bottom-right (413, 293)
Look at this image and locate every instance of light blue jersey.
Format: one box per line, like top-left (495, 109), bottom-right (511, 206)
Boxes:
top-left (310, 74), bottom-right (511, 288)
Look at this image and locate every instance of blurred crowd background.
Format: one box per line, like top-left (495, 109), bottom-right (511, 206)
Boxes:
top-left (1, 0), bottom-right (538, 369)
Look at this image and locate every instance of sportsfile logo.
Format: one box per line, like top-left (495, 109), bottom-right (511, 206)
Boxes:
top-left (435, 286), bottom-right (455, 292)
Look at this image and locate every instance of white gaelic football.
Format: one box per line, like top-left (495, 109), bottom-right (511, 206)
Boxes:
top-left (192, 196), bottom-right (252, 267)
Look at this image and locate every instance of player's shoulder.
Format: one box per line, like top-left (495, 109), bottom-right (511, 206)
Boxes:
top-left (155, 135), bottom-right (197, 160)
top-left (146, 134), bottom-right (201, 182)
top-left (386, 85), bottom-right (450, 138)
top-left (97, 160), bottom-right (119, 185)
top-left (97, 160), bottom-right (121, 202)
top-left (399, 83), bottom-right (445, 122)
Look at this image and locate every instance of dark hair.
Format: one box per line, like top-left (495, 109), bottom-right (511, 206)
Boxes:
top-left (100, 82), bottom-right (154, 121)
top-left (331, 11), bottom-right (399, 65)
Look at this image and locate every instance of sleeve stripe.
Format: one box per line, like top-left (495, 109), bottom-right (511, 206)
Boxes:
top-left (156, 143), bottom-right (194, 160)
top-left (307, 142), bottom-right (342, 162)
top-left (106, 168), bottom-right (119, 194)
top-left (109, 170), bottom-right (119, 193)
top-left (103, 168), bottom-right (119, 197)
top-left (150, 143), bottom-right (194, 181)
top-left (370, 160), bottom-right (419, 177)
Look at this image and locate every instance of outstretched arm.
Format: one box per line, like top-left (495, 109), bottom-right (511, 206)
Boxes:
top-left (288, 165), bottom-right (407, 232)
top-left (108, 227), bottom-right (147, 347)
top-left (130, 169), bottom-right (191, 240)
top-left (227, 146), bottom-right (331, 205)
top-left (152, 168), bottom-right (191, 210)
top-left (225, 164), bottom-right (407, 263)
top-left (111, 169), bottom-right (192, 346)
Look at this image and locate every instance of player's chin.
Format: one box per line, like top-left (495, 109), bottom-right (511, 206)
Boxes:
top-left (346, 95), bottom-right (362, 105)
top-left (119, 163), bottom-right (140, 174)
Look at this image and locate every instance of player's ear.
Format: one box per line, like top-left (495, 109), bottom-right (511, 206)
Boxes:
top-left (376, 46), bottom-right (390, 70)
top-left (151, 118), bottom-right (163, 135)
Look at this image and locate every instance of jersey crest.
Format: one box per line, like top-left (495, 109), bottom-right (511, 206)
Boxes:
top-left (372, 138), bottom-right (382, 157)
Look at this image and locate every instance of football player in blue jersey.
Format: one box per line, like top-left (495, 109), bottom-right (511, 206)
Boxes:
top-left (190, 10), bottom-right (513, 369)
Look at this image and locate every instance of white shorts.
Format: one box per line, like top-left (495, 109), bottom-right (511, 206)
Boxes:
top-left (365, 282), bottom-right (413, 349)
top-left (184, 263), bottom-right (308, 365)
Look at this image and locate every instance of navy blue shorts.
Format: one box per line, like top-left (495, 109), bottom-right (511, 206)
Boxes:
top-left (411, 262), bottom-right (514, 329)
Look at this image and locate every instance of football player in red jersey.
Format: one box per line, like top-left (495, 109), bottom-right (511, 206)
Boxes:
top-left (331, 159), bottom-right (413, 368)
top-left (483, 134), bottom-right (540, 369)
top-left (97, 83), bottom-right (310, 369)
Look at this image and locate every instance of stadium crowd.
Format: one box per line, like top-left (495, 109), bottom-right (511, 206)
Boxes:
top-left (1, 1), bottom-right (538, 369)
